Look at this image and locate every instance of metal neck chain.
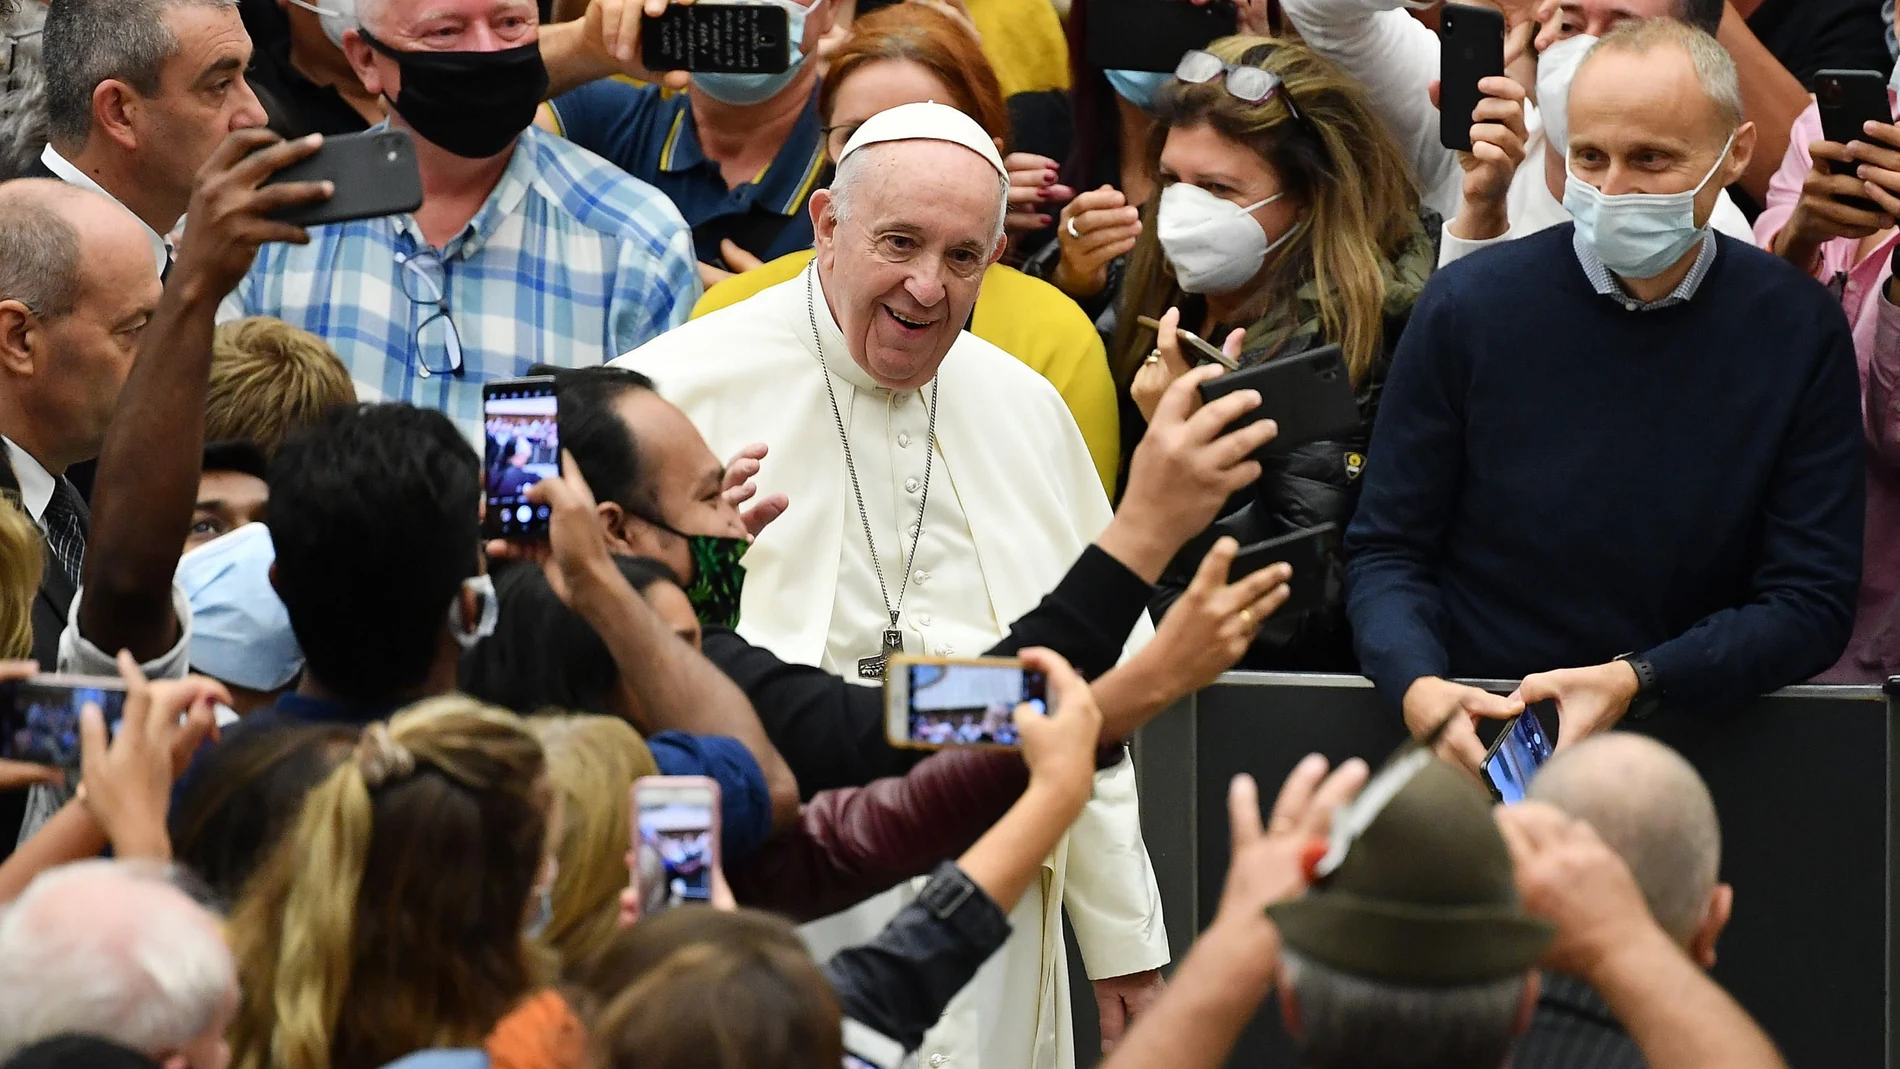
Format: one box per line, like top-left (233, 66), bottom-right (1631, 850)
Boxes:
top-left (807, 265), bottom-right (938, 632)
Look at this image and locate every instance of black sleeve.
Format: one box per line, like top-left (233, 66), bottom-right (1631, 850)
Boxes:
top-left (822, 862), bottom-right (1014, 1054)
top-left (983, 544), bottom-right (1152, 679)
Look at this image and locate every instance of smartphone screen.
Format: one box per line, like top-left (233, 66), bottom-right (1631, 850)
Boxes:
top-left (635, 778), bottom-right (719, 911)
top-left (641, 3), bottom-right (792, 73)
top-left (483, 377), bottom-right (559, 540)
top-left (1483, 713), bottom-right (1553, 803)
top-left (0, 676), bottom-right (128, 770)
top-left (905, 661), bottom-right (1045, 748)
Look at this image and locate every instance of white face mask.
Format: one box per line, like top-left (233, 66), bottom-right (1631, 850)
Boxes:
top-left (1562, 129), bottom-right (1737, 280)
top-left (285, 0), bottom-right (356, 51)
top-left (448, 572), bottom-right (499, 651)
top-left (1534, 33), bottom-right (1598, 156)
top-left (1155, 182), bottom-right (1300, 295)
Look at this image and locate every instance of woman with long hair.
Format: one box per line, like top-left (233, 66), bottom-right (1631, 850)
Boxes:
top-left (1099, 36), bottom-right (1439, 670)
top-left (228, 696), bottom-right (563, 1069)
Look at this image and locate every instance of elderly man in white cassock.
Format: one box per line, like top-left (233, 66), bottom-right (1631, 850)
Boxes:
top-left (612, 102), bottom-right (1169, 1069)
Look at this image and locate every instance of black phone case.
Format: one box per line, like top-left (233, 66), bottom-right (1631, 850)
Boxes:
top-left (1230, 522), bottom-right (1339, 618)
top-left (1196, 343), bottom-right (1361, 460)
top-left (265, 129), bottom-right (424, 227)
top-left (640, 3), bottom-right (792, 73)
top-left (1438, 3), bottom-right (1504, 154)
top-left (1084, 0), bottom-right (1237, 74)
top-left (1816, 69), bottom-right (1890, 212)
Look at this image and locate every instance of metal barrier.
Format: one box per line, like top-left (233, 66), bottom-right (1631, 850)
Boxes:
top-left (1070, 672), bottom-right (1892, 1068)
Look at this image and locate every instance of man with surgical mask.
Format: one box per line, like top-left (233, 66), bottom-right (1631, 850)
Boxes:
top-left (538, 0), bottom-right (837, 287)
top-left (219, 0), bottom-right (700, 442)
top-left (1344, 22), bottom-right (1863, 783)
top-left (1275, 0), bottom-right (1764, 267)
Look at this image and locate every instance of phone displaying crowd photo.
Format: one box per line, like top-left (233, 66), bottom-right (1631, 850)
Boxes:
top-left (1481, 712), bottom-right (1553, 803)
top-left (884, 656), bottom-right (1046, 750)
top-left (633, 776), bottom-right (721, 913)
top-left (482, 377), bottom-right (561, 541)
top-left (0, 675), bottom-right (129, 776)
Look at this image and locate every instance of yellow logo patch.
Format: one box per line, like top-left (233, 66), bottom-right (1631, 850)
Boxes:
top-left (1344, 452), bottom-right (1365, 480)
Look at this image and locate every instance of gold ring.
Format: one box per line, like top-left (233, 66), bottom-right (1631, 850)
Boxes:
top-left (1238, 608), bottom-right (1256, 631)
top-left (1145, 348), bottom-right (1162, 365)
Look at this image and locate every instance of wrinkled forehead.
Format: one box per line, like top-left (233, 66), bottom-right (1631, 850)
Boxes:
top-left (1569, 44), bottom-right (1729, 148)
top-left (847, 140), bottom-right (1005, 236)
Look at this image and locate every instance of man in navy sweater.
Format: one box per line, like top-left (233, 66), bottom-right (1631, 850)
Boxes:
top-left (1345, 18), bottom-right (1864, 773)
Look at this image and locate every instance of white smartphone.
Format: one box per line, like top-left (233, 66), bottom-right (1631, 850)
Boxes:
top-left (632, 775), bottom-right (721, 912)
top-left (882, 655), bottom-right (1046, 751)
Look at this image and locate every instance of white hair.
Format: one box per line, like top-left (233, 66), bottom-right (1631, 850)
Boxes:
top-left (829, 140), bottom-right (1008, 248)
top-left (0, 860), bottom-right (237, 1061)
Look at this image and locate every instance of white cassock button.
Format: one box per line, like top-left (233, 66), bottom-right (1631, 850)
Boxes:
top-left (929, 1056), bottom-right (946, 1067)
top-left (915, 569), bottom-right (929, 583)
top-left (917, 613), bottom-right (932, 626)
top-left (938, 643), bottom-right (956, 656)
top-left (908, 524), bottom-right (920, 539)
top-left (905, 477), bottom-right (920, 493)
top-left (894, 391), bottom-right (911, 406)
top-left (898, 432), bottom-right (912, 448)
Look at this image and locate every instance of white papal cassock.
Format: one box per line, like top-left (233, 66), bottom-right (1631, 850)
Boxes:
top-left (613, 264), bottom-right (1170, 1069)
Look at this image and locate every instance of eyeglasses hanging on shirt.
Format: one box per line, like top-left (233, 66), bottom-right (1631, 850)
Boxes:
top-left (395, 245), bottom-right (465, 378)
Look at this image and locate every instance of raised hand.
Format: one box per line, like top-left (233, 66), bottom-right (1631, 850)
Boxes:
top-left (1053, 186), bottom-right (1143, 299)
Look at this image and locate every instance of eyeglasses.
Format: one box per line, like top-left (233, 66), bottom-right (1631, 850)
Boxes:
top-left (1174, 49), bottom-right (1305, 124)
top-left (821, 121), bottom-right (862, 160)
top-left (395, 246), bottom-right (464, 379)
top-left (5, 28), bottom-right (41, 95)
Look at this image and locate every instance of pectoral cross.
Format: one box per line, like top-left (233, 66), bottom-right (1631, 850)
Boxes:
top-left (857, 627), bottom-right (905, 680)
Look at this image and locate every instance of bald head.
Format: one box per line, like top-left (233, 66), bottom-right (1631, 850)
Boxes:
top-left (0, 861), bottom-right (238, 1065)
top-left (1529, 734), bottom-right (1720, 943)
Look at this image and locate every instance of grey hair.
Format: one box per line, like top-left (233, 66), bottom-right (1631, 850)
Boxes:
top-left (0, 183), bottom-right (81, 318)
top-left (41, 0), bottom-right (239, 148)
top-left (1529, 733), bottom-right (1721, 945)
top-left (1586, 18), bottom-right (1743, 136)
top-left (0, 860), bottom-right (237, 1061)
top-left (1281, 949), bottom-right (1529, 1069)
top-left (830, 139), bottom-right (1009, 248)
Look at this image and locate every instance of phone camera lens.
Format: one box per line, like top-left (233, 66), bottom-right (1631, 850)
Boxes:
top-left (386, 150), bottom-right (399, 162)
top-left (1818, 80), bottom-right (1844, 108)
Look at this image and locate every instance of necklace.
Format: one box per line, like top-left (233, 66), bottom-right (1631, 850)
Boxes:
top-left (806, 264), bottom-right (939, 679)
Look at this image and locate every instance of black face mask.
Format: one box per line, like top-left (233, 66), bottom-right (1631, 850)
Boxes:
top-left (359, 29), bottom-right (549, 159)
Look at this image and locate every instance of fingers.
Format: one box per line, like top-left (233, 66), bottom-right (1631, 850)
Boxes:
top-left (741, 493), bottom-right (788, 537)
top-left (560, 449), bottom-right (601, 506)
top-left (1187, 536), bottom-right (1239, 597)
top-left (1266, 753), bottom-right (1328, 834)
top-left (78, 702), bottom-right (109, 775)
top-left (227, 131), bottom-right (326, 189)
top-left (1210, 416), bottom-right (1278, 471)
top-left (1221, 327), bottom-right (1246, 365)
top-left (1016, 646), bottom-right (1084, 706)
top-left (722, 454), bottom-right (764, 491)
top-left (1149, 361), bottom-right (1224, 426)
top-left (1228, 771), bottom-right (1267, 848)
top-left (1184, 385), bottom-right (1262, 442)
top-left (1240, 568), bottom-right (1293, 622)
top-left (1154, 307), bottom-right (1194, 376)
top-left (722, 481), bottom-right (758, 507)
top-left (0, 660), bottom-right (38, 683)
top-left (1301, 757), bottom-right (1369, 838)
top-left (201, 127), bottom-right (296, 182)
top-left (719, 238), bottom-right (763, 273)
top-left (1863, 178), bottom-right (1900, 217)
top-left (1466, 686), bottom-right (1526, 720)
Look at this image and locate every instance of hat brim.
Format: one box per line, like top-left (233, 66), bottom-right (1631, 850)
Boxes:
top-left (1267, 892), bottom-right (1555, 986)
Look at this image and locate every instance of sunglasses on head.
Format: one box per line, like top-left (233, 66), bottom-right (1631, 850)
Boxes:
top-left (1173, 48), bottom-right (1305, 123)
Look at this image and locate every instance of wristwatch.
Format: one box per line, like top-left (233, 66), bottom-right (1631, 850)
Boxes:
top-left (1614, 652), bottom-right (1663, 721)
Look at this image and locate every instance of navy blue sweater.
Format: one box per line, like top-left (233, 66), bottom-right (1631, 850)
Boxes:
top-left (1344, 226), bottom-right (1864, 708)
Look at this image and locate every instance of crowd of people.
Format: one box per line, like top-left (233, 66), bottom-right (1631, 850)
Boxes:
top-left (0, 0), bottom-right (1888, 1064)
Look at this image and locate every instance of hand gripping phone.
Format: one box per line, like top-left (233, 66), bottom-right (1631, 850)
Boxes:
top-left (482, 377), bottom-right (561, 541)
top-left (641, 2), bottom-right (793, 73)
top-left (1438, 3), bottom-right (1505, 153)
top-left (0, 674), bottom-right (129, 774)
top-left (633, 776), bottom-right (722, 912)
top-left (884, 655), bottom-right (1047, 750)
top-left (1481, 712), bottom-right (1553, 803)
top-left (1815, 69), bottom-right (1892, 213)
top-left (1196, 343), bottom-right (1361, 460)
top-left (1228, 522), bottom-right (1340, 618)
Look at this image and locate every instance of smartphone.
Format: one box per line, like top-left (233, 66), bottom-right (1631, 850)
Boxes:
top-left (1229, 522), bottom-right (1338, 618)
top-left (633, 776), bottom-right (721, 912)
top-left (0, 674), bottom-right (128, 773)
top-left (1481, 712), bottom-right (1553, 803)
top-left (482, 377), bottom-right (560, 541)
top-left (641, 2), bottom-right (792, 73)
top-left (1196, 343), bottom-right (1360, 460)
top-left (1815, 69), bottom-right (1891, 213)
top-left (264, 128), bottom-right (424, 227)
top-left (1084, 0), bottom-right (1237, 74)
top-left (884, 655), bottom-right (1047, 750)
top-left (1438, 3), bottom-right (1505, 153)
top-left (1136, 314), bottom-right (1241, 371)
top-left (842, 1020), bottom-right (906, 1069)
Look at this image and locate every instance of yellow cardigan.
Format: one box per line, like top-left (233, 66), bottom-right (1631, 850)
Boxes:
top-left (694, 251), bottom-right (1121, 495)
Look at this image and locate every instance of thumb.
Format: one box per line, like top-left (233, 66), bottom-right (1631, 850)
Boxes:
top-left (1512, 672), bottom-right (1558, 706)
top-left (1228, 773), bottom-right (1266, 850)
top-left (78, 701), bottom-right (110, 782)
top-left (1428, 79), bottom-right (1442, 110)
top-left (1188, 537), bottom-right (1239, 600)
top-left (1468, 688), bottom-right (1526, 719)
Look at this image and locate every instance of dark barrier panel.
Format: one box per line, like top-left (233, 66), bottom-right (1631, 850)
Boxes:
top-left (1108, 673), bottom-right (1889, 1069)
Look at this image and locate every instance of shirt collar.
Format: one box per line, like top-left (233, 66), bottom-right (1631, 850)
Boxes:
top-left (386, 122), bottom-right (537, 260)
top-left (274, 689), bottom-right (409, 726)
top-left (1572, 227), bottom-right (1717, 312)
top-left (664, 88), bottom-right (829, 216)
top-left (39, 144), bottom-right (172, 277)
top-left (803, 260), bottom-right (884, 393)
top-left (2, 436), bottom-right (54, 522)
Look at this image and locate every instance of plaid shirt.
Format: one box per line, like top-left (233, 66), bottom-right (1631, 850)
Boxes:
top-left (220, 125), bottom-right (700, 437)
top-left (1572, 229), bottom-right (1718, 313)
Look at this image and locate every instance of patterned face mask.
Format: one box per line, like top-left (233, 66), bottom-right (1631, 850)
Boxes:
top-left (680, 534), bottom-right (750, 629)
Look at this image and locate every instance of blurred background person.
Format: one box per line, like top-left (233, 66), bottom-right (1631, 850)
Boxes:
top-left (205, 316), bottom-right (356, 459)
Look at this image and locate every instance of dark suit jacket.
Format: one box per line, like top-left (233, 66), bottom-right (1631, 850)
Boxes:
top-left (21, 154), bottom-right (54, 180)
top-left (1511, 972), bottom-right (1648, 1069)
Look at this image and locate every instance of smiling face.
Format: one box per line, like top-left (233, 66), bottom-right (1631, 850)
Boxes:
top-left (809, 139), bottom-right (1005, 389)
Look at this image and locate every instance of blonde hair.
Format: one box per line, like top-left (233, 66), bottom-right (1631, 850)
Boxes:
top-left (530, 714), bottom-right (659, 969)
top-left (229, 696), bottom-right (552, 1069)
top-left (0, 493), bottom-right (38, 659)
top-left (1109, 35), bottom-right (1421, 389)
top-left (208, 317), bottom-right (357, 460)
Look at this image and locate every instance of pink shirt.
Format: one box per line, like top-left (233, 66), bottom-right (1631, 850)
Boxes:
top-left (1757, 99), bottom-right (1900, 681)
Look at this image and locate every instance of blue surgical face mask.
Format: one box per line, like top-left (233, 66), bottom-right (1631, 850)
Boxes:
top-left (1562, 129), bottom-right (1736, 280)
top-left (1104, 68), bottom-right (1172, 111)
top-left (691, 0), bottom-right (811, 106)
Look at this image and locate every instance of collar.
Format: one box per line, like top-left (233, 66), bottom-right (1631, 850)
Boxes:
top-left (386, 122), bottom-right (537, 261)
top-left (664, 88), bottom-right (828, 216)
top-left (274, 689), bottom-right (410, 726)
top-left (1572, 228), bottom-right (1718, 312)
top-left (2, 436), bottom-right (54, 522)
top-left (39, 145), bottom-right (171, 277)
top-left (804, 261), bottom-right (887, 393)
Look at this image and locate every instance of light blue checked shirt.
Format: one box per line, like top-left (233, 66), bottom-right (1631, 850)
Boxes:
top-left (1571, 228), bottom-right (1718, 313)
top-left (220, 125), bottom-right (700, 437)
